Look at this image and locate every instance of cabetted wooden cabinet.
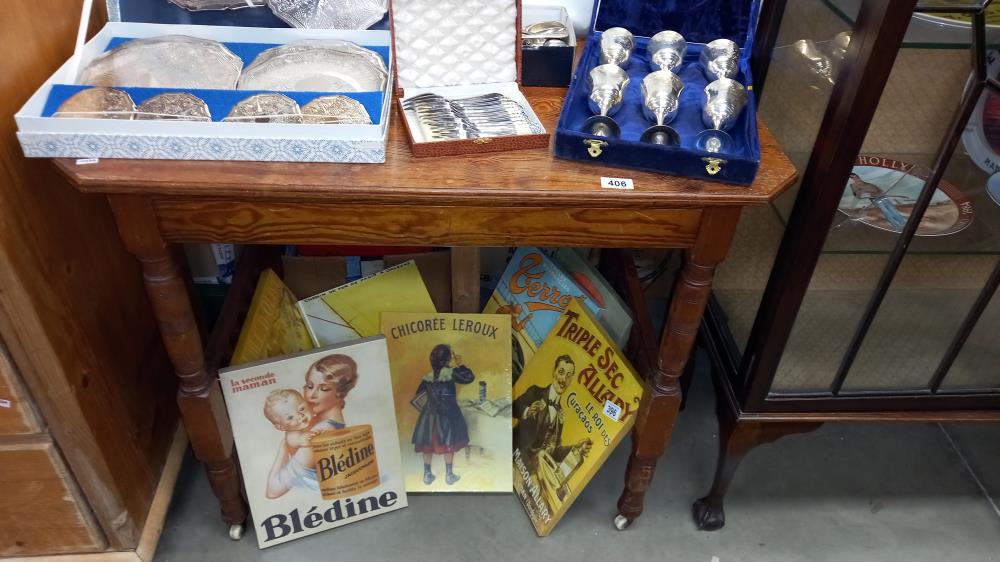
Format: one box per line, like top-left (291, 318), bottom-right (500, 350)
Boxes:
top-left (694, 0), bottom-right (1000, 531)
top-left (0, 0), bottom-right (181, 558)
top-left (0, 342), bottom-right (106, 556)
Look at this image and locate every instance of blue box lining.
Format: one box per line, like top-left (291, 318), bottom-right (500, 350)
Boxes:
top-left (42, 37), bottom-right (389, 124)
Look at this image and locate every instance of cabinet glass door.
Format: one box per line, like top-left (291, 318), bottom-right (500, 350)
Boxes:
top-left (715, 0), bottom-right (999, 399)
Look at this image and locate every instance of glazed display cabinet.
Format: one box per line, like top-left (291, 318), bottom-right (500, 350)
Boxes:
top-left (697, 0), bottom-right (1000, 530)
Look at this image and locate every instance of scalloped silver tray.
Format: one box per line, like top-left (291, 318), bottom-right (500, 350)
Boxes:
top-left (238, 40), bottom-right (387, 91)
top-left (77, 35), bottom-right (243, 89)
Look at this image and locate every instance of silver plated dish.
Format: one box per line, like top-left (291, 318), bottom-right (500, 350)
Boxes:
top-left (136, 92), bottom-right (212, 121)
top-left (523, 20), bottom-right (570, 47)
top-left (167, 0), bottom-right (267, 11)
top-left (524, 20), bottom-right (569, 38)
top-left (244, 40), bottom-right (386, 76)
top-left (301, 95), bottom-right (372, 124)
top-left (224, 93), bottom-right (303, 123)
top-left (267, 0), bottom-right (387, 29)
top-left (54, 87), bottom-right (136, 120)
top-left (238, 40), bottom-right (387, 92)
top-left (78, 35), bottom-right (243, 89)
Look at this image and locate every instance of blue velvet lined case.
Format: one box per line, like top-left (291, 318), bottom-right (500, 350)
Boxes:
top-left (552, 0), bottom-right (762, 185)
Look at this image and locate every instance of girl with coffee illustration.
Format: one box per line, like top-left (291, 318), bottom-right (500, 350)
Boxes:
top-left (412, 344), bottom-right (475, 485)
top-left (264, 354), bottom-right (359, 499)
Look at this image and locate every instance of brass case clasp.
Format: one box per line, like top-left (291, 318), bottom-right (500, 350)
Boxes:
top-left (702, 157), bottom-right (727, 176)
top-left (583, 139), bottom-right (608, 158)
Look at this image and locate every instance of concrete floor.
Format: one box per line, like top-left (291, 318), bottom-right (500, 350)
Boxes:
top-left (156, 352), bottom-right (1000, 561)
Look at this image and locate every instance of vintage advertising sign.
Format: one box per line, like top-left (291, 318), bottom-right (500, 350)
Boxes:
top-left (841, 155), bottom-right (974, 236)
top-left (512, 298), bottom-right (644, 536)
top-left (381, 312), bottom-right (513, 493)
top-left (220, 336), bottom-right (407, 548)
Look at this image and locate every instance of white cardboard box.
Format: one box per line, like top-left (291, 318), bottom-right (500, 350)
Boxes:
top-left (15, 22), bottom-right (393, 163)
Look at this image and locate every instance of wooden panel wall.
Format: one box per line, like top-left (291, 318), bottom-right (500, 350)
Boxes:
top-left (0, 440), bottom-right (105, 556)
top-left (0, 341), bottom-right (42, 435)
top-left (0, 0), bottom-right (177, 551)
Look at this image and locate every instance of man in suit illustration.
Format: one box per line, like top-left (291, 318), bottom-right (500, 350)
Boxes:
top-left (514, 354), bottom-right (593, 509)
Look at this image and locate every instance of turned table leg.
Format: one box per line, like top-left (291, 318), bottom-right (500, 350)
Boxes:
top-left (108, 196), bottom-right (248, 537)
top-left (615, 207), bottom-right (742, 530)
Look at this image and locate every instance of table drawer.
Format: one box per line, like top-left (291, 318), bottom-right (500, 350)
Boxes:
top-left (0, 342), bottom-right (41, 435)
top-left (155, 200), bottom-right (704, 248)
top-left (0, 441), bottom-right (105, 556)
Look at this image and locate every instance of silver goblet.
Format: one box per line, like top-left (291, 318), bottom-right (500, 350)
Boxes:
top-left (829, 31), bottom-right (851, 62)
top-left (791, 39), bottom-right (835, 85)
top-left (640, 70), bottom-right (684, 145)
top-left (583, 64), bottom-right (630, 138)
top-left (699, 38), bottom-right (740, 81)
top-left (696, 78), bottom-right (748, 153)
top-left (647, 30), bottom-right (686, 72)
top-left (828, 31), bottom-right (851, 79)
top-left (600, 27), bottom-right (635, 67)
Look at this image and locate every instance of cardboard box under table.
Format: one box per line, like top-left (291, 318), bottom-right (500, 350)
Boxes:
top-left (390, 0), bottom-right (550, 157)
top-left (15, 1), bottom-right (393, 163)
top-left (552, 0), bottom-right (762, 185)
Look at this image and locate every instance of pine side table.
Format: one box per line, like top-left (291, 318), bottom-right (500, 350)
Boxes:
top-left (52, 87), bottom-right (796, 537)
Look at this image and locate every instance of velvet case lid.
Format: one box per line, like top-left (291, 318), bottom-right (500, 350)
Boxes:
top-left (389, 0), bottom-right (550, 158)
top-left (590, 0), bottom-right (757, 49)
top-left (551, 0), bottom-right (762, 185)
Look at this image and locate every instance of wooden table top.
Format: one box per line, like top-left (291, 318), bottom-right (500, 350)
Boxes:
top-left (53, 87), bottom-right (797, 210)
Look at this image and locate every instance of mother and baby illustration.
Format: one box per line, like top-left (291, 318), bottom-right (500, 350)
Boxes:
top-left (261, 344), bottom-right (473, 499)
top-left (263, 354), bottom-right (359, 499)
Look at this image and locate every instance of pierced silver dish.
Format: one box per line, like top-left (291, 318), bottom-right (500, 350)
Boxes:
top-left (167, 0), bottom-right (267, 11)
top-left (224, 93), bottom-right (303, 123)
top-left (267, 0), bottom-right (387, 29)
top-left (54, 87), bottom-right (136, 120)
top-left (77, 35), bottom-right (243, 89)
top-left (238, 40), bottom-right (387, 92)
top-left (136, 92), bottom-right (212, 121)
top-left (301, 95), bottom-right (372, 124)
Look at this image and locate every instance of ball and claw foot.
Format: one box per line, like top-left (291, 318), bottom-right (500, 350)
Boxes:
top-left (613, 513), bottom-right (633, 531)
top-left (692, 497), bottom-right (726, 531)
top-left (229, 523), bottom-right (246, 541)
